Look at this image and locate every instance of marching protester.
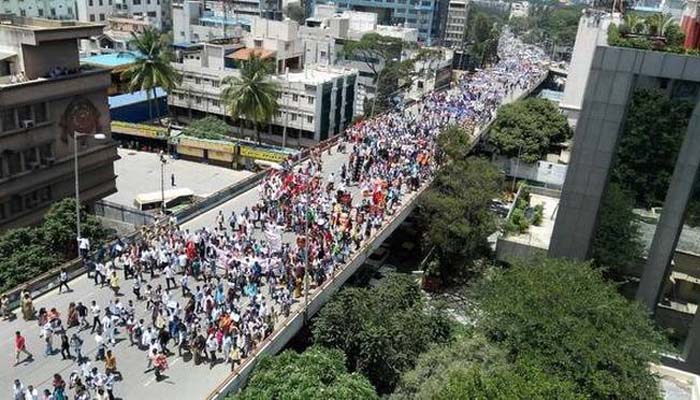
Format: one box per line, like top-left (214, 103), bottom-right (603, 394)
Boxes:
top-left (6, 30), bottom-right (546, 399)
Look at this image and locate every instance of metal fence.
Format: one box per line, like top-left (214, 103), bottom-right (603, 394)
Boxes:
top-left (94, 200), bottom-right (156, 226)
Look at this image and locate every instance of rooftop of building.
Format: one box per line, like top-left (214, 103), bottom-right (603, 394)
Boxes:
top-left (81, 52), bottom-right (140, 68)
top-left (281, 65), bottom-right (357, 85)
top-left (502, 186), bottom-right (560, 250)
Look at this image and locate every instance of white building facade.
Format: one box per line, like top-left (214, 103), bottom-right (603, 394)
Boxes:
top-left (0, 0), bottom-right (76, 19)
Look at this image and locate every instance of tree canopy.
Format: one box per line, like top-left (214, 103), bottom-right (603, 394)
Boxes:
top-left (489, 98), bottom-right (572, 164)
top-left (312, 275), bottom-right (452, 394)
top-left (393, 333), bottom-right (583, 400)
top-left (232, 346), bottom-right (378, 400)
top-left (418, 153), bottom-right (502, 282)
top-left (0, 199), bottom-right (109, 292)
top-left (182, 115), bottom-right (230, 140)
top-left (611, 89), bottom-right (693, 208)
top-left (121, 27), bottom-right (179, 122)
top-left (475, 257), bottom-right (667, 399)
top-left (591, 182), bottom-right (644, 277)
top-left (221, 54), bottom-right (279, 144)
top-left (513, 5), bottom-right (583, 54)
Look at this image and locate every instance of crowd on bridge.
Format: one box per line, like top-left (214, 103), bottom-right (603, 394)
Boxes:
top-left (8, 30), bottom-right (546, 400)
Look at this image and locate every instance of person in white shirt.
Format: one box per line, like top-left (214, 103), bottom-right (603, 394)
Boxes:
top-left (24, 385), bottom-right (39, 400)
top-left (90, 301), bottom-right (102, 334)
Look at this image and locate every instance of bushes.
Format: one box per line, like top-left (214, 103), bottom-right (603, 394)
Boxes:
top-left (503, 189), bottom-right (544, 235)
top-left (0, 199), bottom-right (109, 292)
top-left (182, 115), bottom-right (230, 140)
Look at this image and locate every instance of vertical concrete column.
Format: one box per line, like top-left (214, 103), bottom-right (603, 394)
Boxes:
top-left (637, 103), bottom-right (700, 311)
top-left (549, 47), bottom-right (635, 260)
top-left (682, 307), bottom-right (700, 374)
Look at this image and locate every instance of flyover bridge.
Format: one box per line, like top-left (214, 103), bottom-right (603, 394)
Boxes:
top-left (0, 63), bottom-right (547, 400)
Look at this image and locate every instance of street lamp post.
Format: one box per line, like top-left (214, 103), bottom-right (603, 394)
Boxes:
top-left (159, 151), bottom-right (167, 213)
top-left (73, 132), bottom-right (107, 255)
top-left (511, 144), bottom-right (523, 193)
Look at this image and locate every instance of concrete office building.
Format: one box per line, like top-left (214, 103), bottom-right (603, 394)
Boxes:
top-left (168, 18), bottom-right (358, 147)
top-left (549, 12), bottom-right (700, 373)
top-left (301, 5), bottom-right (422, 115)
top-left (172, 0), bottom-right (282, 45)
top-left (0, 16), bottom-right (118, 230)
top-left (0, 0), bottom-right (76, 19)
top-left (314, 0), bottom-right (440, 44)
top-left (75, 0), bottom-right (170, 34)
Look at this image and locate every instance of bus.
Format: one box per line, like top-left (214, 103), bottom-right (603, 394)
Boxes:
top-left (134, 188), bottom-right (195, 212)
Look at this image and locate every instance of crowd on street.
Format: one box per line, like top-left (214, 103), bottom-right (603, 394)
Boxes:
top-left (7, 31), bottom-right (546, 400)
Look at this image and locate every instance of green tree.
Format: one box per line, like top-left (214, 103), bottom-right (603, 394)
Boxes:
top-left (41, 198), bottom-right (109, 257)
top-left (121, 27), bottom-right (179, 122)
top-left (591, 183), bottom-right (644, 277)
top-left (182, 115), bottom-right (230, 140)
top-left (284, 2), bottom-right (306, 25)
top-left (489, 98), bottom-right (572, 164)
top-left (233, 347), bottom-right (378, 400)
top-left (437, 124), bottom-right (473, 161)
top-left (221, 54), bottom-right (279, 144)
top-left (475, 257), bottom-right (667, 400)
top-left (0, 199), bottom-right (109, 292)
top-left (393, 332), bottom-right (582, 400)
top-left (612, 89), bottom-right (694, 207)
top-left (418, 156), bottom-right (502, 282)
top-left (343, 33), bottom-right (415, 116)
top-left (312, 275), bottom-right (452, 394)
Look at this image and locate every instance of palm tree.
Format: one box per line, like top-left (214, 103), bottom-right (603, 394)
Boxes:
top-left (221, 54), bottom-right (279, 145)
top-left (121, 27), bottom-right (179, 124)
top-left (624, 13), bottom-right (643, 34)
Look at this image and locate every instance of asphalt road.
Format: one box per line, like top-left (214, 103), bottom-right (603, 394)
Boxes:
top-left (1, 145), bottom-right (354, 400)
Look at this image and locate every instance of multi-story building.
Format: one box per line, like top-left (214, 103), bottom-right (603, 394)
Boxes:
top-left (168, 17), bottom-right (357, 147)
top-left (312, 0), bottom-right (440, 44)
top-left (0, 16), bottom-right (118, 230)
top-left (76, 0), bottom-right (170, 30)
top-left (549, 12), bottom-right (700, 374)
top-left (442, 0), bottom-right (468, 49)
top-left (0, 0), bottom-right (76, 19)
top-left (173, 0), bottom-right (253, 45)
top-left (301, 5), bottom-right (422, 114)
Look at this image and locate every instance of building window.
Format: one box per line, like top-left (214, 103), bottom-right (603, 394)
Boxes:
top-left (195, 97), bottom-right (201, 104)
top-left (98, 0), bottom-right (103, 5)
top-left (147, 11), bottom-right (156, 17)
top-left (22, 148), bottom-right (37, 171)
top-left (7, 152), bottom-right (21, 175)
top-left (89, 0), bottom-right (93, 6)
top-left (99, 13), bottom-right (105, 21)
top-left (133, 0), bottom-right (141, 5)
top-left (37, 8), bottom-right (43, 16)
top-left (292, 94), bottom-right (298, 102)
top-left (17, 105), bottom-right (31, 123)
top-left (291, 114), bottom-right (297, 121)
top-left (212, 99), bottom-right (219, 107)
top-left (34, 102), bottom-right (48, 123)
top-left (195, 77), bottom-right (201, 84)
top-left (0, 203), bottom-right (6, 221)
top-left (307, 116), bottom-right (313, 124)
top-left (2, 108), bottom-right (16, 131)
top-left (254, 40), bottom-right (262, 48)
top-left (39, 143), bottom-right (53, 164)
top-left (89, 14), bottom-right (95, 22)
top-left (417, 81), bottom-right (424, 89)
top-left (308, 97), bottom-right (314, 105)
top-left (212, 80), bottom-right (219, 88)
top-left (10, 195), bottom-right (22, 214)
top-left (178, 93), bottom-right (184, 100)
top-left (19, 8), bottom-right (25, 16)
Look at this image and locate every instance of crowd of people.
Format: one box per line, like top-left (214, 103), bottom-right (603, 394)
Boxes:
top-left (8, 31), bottom-right (546, 400)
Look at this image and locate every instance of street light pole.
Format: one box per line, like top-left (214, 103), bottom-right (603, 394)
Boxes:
top-left (511, 144), bottom-right (523, 193)
top-left (159, 151), bottom-right (167, 213)
top-left (73, 132), bottom-right (107, 256)
top-left (73, 133), bottom-right (82, 246)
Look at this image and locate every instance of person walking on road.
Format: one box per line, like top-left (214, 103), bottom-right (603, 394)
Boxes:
top-left (58, 269), bottom-right (70, 294)
top-left (14, 331), bottom-right (33, 365)
top-left (90, 301), bottom-right (102, 334)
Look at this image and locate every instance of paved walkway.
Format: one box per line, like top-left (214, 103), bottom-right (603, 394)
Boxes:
top-left (105, 149), bottom-right (253, 208)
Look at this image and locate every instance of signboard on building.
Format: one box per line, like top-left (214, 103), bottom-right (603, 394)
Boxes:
top-left (240, 145), bottom-right (289, 163)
